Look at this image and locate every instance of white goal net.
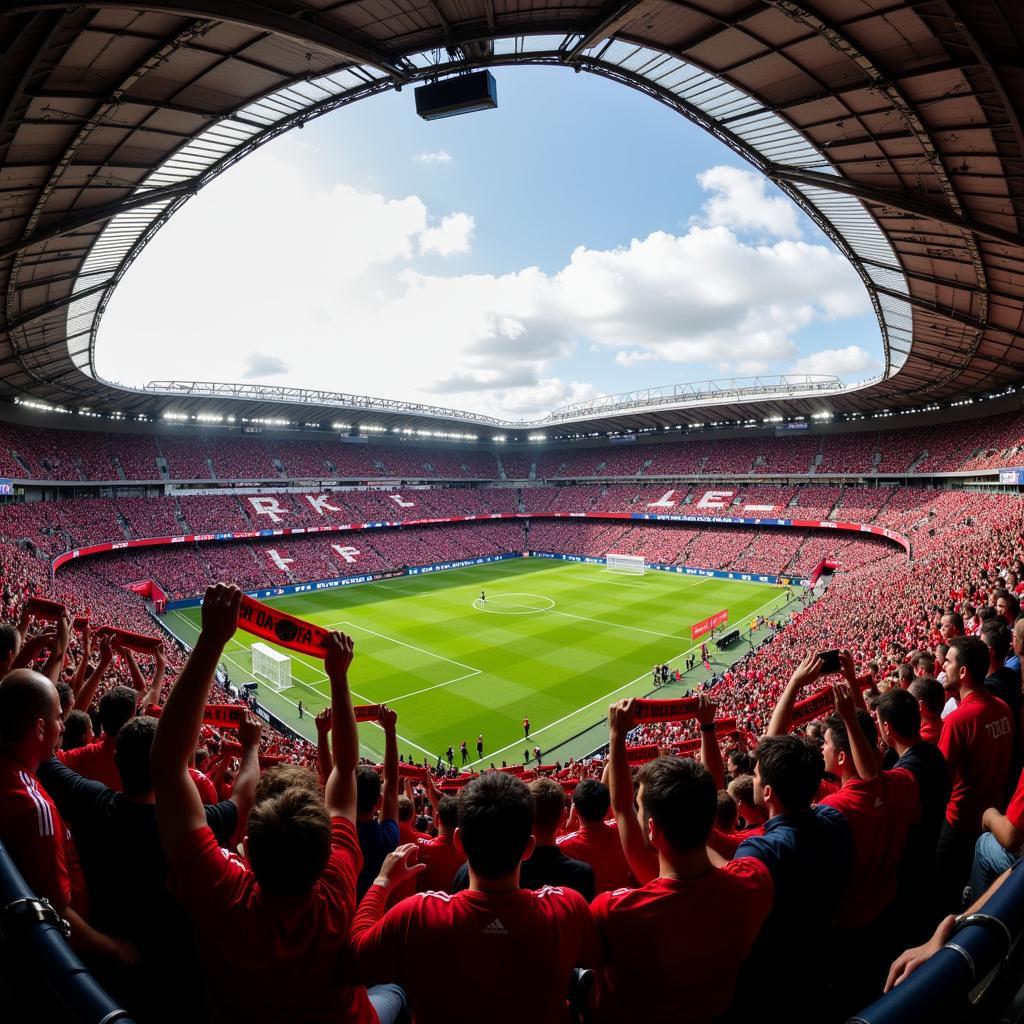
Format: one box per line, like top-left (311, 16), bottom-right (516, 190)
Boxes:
top-left (251, 641), bottom-right (292, 691)
top-left (606, 553), bottom-right (645, 575)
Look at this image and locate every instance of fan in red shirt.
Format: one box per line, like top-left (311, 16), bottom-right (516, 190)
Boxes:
top-left (818, 683), bottom-right (921, 933)
top-left (417, 794), bottom-right (465, 893)
top-left (349, 771), bottom-right (600, 1024)
top-left (590, 699), bottom-right (773, 1024)
top-left (152, 585), bottom-right (396, 1024)
top-left (936, 635), bottom-right (1014, 912)
top-left (910, 677), bottom-right (945, 744)
top-left (556, 779), bottom-right (632, 894)
top-left (58, 684), bottom-right (138, 790)
top-left (0, 668), bottom-right (137, 970)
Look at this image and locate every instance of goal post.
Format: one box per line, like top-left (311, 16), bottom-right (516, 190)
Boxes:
top-left (251, 641), bottom-right (292, 691)
top-left (605, 553), bottom-right (645, 576)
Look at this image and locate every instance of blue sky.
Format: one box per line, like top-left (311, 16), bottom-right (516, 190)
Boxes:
top-left (98, 65), bottom-right (881, 419)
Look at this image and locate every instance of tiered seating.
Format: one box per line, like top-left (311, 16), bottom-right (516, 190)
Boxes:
top-left (701, 439), bottom-right (760, 474)
top-left (816, 432), bottom-right (878, 473)
top-left (111, 433), bottom-right (161, 479)
top-left (159, 436), bottom-right (212, 479)
top-left (267, 439), bottom-right (335, 478)
top-left (117, 496), bottom-right (183, 538)
top-left (755, 435), bottom-right (820, 474)
top-left (178, 494), bottom-right (250, 533)
top-left (499, 454), bottom-right (532, 479)
top-left (875, 428), bottom-right (928, 473)
top-left (208, 438), bottom-right (279, 480)
top-left (785, 486), bottom-right (843, 520)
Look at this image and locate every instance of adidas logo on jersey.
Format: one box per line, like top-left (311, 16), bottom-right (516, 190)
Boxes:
top-left (483, 918), bottom-right (508, 935)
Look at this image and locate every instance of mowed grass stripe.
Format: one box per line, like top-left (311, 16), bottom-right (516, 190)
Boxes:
top-left (170, 560), bottom-right (789, 764)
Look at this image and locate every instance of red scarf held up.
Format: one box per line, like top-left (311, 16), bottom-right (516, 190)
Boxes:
top-left (237, 594), bottom-right (330, 659)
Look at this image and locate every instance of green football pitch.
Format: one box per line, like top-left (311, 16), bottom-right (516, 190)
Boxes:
top-left (164, 559), bottom-right (794, 766)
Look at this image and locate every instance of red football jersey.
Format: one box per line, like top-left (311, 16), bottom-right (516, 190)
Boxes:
top-left (416, 834), bottom-right (465, 893)
top-left (820, 769), bottom-right (920, 928)
top-left (939, 689), bottom-right (1014, 831)
top-left (350, 884), bottom-right (600, 1023)
top-left (58, 734), bottom-right (121, 791)
top-left (590, 859), bottom-right (773, 1023)
top-left (556, 821), bottom-right (632, 894)
top-left (166, 818), bottom-right (375, 1024)
top-left (0, 755), bottom-right (85, 912)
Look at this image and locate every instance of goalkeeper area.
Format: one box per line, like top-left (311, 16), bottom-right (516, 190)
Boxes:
top-left (164, 559), bottom-right (795, 765)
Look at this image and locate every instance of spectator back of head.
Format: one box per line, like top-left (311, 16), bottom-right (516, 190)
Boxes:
top-left (876, 688), bottom-right (920, 740)
top-left (355, 765), bottom-right (382, 815)
top-left (246, 788), bottom-right (332, 897)
top-left (572, 778), bottom-right (610, 824)
top-left (755, 735), bottom-right (824, 813)
top-left (114, 715), bottom-right (158, 797)
top-left (529, 777), bottom-right (565, 835)
top-left (99, 685), bottom-right (137, 738)
top-left (909, 676), bottom-right (945, 716)
top-left (457, 772), bottom-right (533, 878)
top-left (637, 756), bottom-right (716, 852)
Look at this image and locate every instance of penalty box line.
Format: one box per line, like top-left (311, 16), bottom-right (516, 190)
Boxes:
top-left (326, 620), bottom-right (482, 705)
top-left (464, 587), bottom-right (790, 770)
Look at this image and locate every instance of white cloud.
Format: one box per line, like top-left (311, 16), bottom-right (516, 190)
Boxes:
top-left (97, 140), bottom-right (874, 419)
top-left (419, 212), bottom-right (475, 256)
top-left (789, 345), bottom-right (880, 378)
top-left (697, 165), bottom-right (802, 239)
top-left (412, 150), bottom-right (452, 164)
top-left (241, 352), bottom-right (289, 379)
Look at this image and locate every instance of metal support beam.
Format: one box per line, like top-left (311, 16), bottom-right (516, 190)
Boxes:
top-left (565, 0), bottom-right (646, 61)
top-left (0, 281), bottom-right (111, 334)
top-left (768, 163), bottom-right (1024, 251)
top-left (0, 180), bottom-right (196, 261)
top-left (9, 1), bottom-right (410, 82)
top-left (873, 284), bottom-right (988, 332)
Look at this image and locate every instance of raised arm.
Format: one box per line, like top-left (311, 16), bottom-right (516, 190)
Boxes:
top-left (69, 622), bottom-right (91, 696)
top-left (152, 584), bottom-right (241, 862)
top-left (71, 635), bottom-right (114, 712)
top-left (607, 698), bottom-right (657, 884)
top-left (839, 650), bottom-right (868, 712)
top-left (832, 680), bottom-right (877, 781)
top-left (139, 644), bottom-right (166, 710)
top-left (39, 612), bottom-right (72, 685)
top-left (767, 653), bottom-right (823, 737)
top-left (229, 712), bottom-right (262, 840)
top-left (324, 631), bottom-right (358, 822)
top-left (378, 705), bottom-right (399, 824)
top-left (696, 692), bottom-right (724, 790)
top-left (314, 707), bottom-right (333, 788)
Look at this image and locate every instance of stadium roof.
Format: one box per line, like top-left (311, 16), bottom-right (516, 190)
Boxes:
top-left (1, 1), bottom-right (1022, 436)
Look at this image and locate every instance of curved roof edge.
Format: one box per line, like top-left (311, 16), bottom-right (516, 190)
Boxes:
top-left (67, 40), bottom-right (909, 414)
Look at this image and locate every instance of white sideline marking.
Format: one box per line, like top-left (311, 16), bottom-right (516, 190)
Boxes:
top-left (551, 608), bottom-right (690, 641)
top-left (463, 587), bottom-right (791, 769)
top-left (383, 669), bottom-right (481, 704)
top-left (327, 619), bottom-right (479, 674)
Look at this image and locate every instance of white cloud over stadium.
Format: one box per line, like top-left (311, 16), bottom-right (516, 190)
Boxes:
top-left (98, 137), bottom-right (875, 419)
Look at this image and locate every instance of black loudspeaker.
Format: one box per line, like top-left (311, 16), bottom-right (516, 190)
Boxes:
top-left (415, 71), bottom-right (498, 120)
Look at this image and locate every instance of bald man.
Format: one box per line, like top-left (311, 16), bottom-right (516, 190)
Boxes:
top-left (0, 669), bottom-right (136, 968)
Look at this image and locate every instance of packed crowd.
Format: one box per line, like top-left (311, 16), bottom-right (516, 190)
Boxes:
top-left (2, 464), bottom-right (1024, 1021)
top-left (3, 408), bottom-right (1024, 482)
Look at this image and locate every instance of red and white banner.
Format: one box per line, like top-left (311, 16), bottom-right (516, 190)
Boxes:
top-left (691, 609), bottom-right (728, 641)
